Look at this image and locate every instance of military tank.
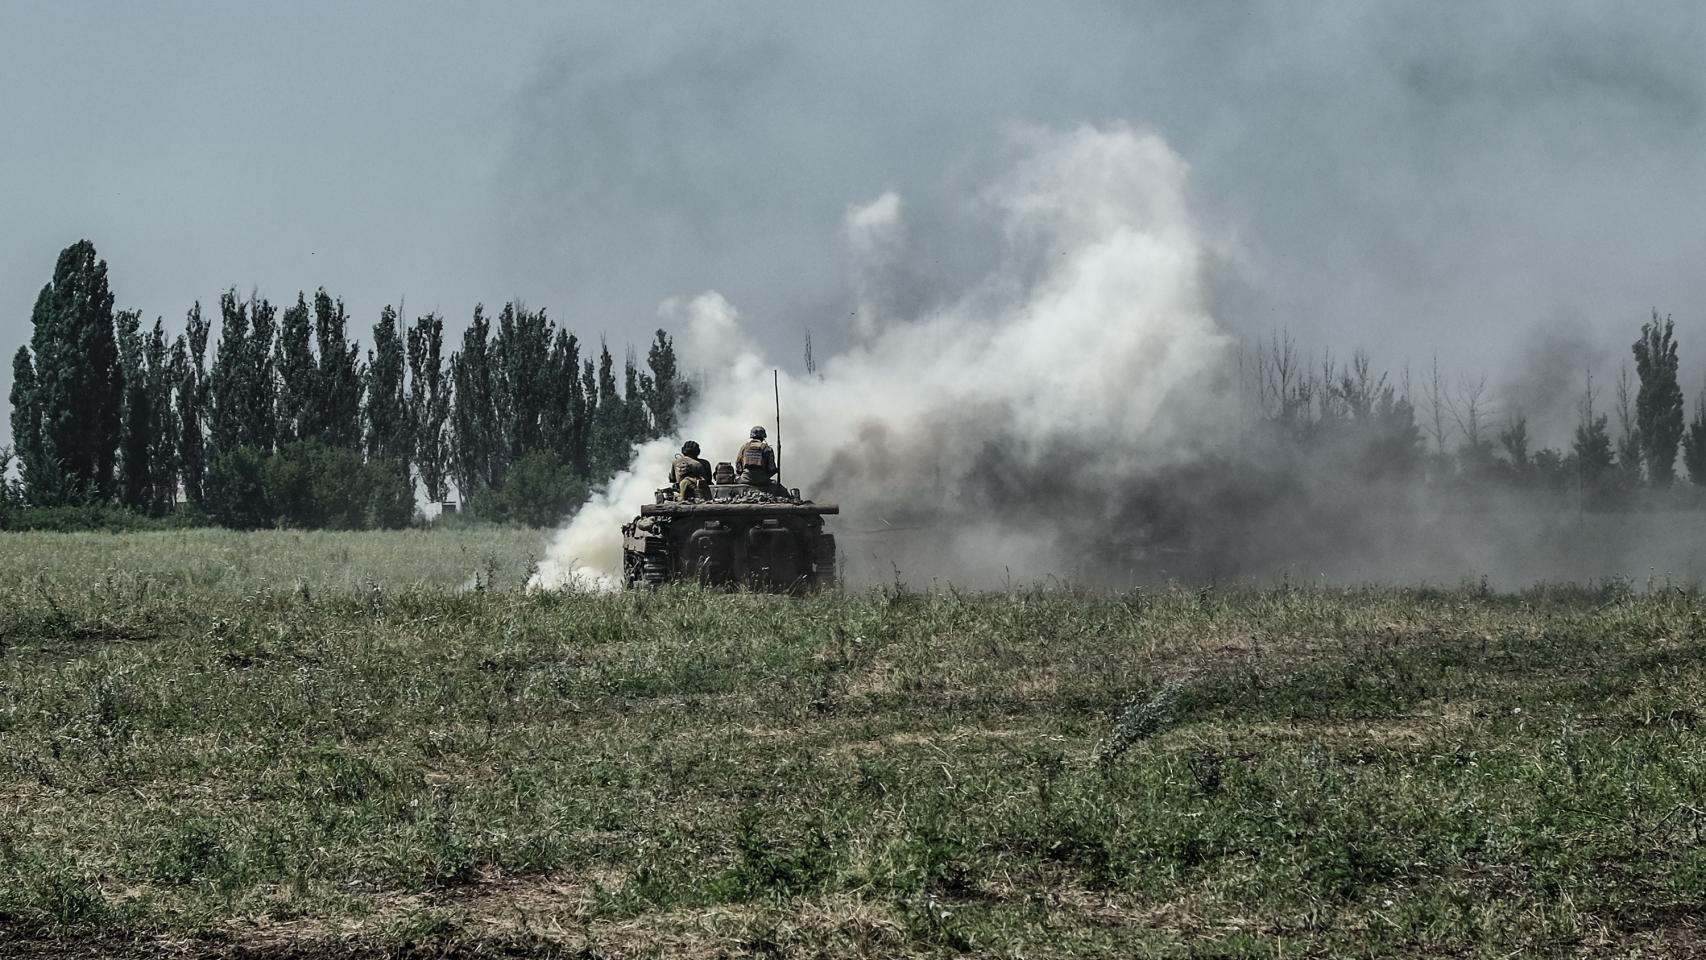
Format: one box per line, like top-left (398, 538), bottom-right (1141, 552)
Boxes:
top-left (621, 465), bottom-right (839, 592)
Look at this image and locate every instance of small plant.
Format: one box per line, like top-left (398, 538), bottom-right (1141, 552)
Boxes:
top-left (713, 808), bottom-right (838, 902)
top-left (150, 819), bottom-right (230, 887)
top-left (1093, 683), bottom-right (1182, 773)
top-left (82, 672), bottom-right (135, 754)
top-left (26, 862), bottom-right (110, 928)
top-left (1188, 749), bottom-right (1224, 797)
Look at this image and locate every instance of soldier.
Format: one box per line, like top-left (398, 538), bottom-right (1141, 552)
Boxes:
top-left (670, 441), bottom-right (713, 500)
top-left (735, 426), bottom-right (777, 485)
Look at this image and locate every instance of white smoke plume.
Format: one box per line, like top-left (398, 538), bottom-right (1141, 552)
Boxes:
top-left (530, 124), bottom-right (1231, 590)
top-left (844, 189), bottom-right (904, 340)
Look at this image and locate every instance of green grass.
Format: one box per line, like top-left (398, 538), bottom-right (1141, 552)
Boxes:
top-left (3, 531), bottom-right (1705, 956)
top-left (0, 527), bottom-right (543, 594)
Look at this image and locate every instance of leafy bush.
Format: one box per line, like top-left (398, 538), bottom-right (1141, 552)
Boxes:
top-left (0, 443), bottom-right (212, 530)
top-left (0, 504), bottom-right (180, 532)
top-left (481, 452), bottom-right (587, 528)
top-left (206, 441), bottom-right (416, 531)
top-left (263, 441), bottom-right (357, 529)
top-left (204, 446), bottom-right (273, 530)
top-left (365, 459), bottom-right (417, 530)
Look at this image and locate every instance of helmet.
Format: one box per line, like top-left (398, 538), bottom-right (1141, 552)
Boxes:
top-left (750, 425), bottom-right (767, 439)
top-left (681, 440), bottom-right (700, 456)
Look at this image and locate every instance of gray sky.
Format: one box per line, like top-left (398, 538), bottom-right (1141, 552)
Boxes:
top-left (6, 2), bottom-right (1706, 449)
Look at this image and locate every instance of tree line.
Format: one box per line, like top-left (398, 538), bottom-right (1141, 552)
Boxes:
top-left (1236, 310), bottom-right (1706, 511)
top-left (4, 241), bottom-right (690, 529)
top-left (8, 239), bottom-right (1703, 534)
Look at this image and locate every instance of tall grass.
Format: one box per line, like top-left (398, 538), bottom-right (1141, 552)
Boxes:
top-left (2, 532), bottom-right (1704, 956)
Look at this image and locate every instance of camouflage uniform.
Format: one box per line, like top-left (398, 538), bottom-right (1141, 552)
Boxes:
top-left (734, 439), bottom-right (777, 485)
top-left (670, 453), bottom-right (713, 500)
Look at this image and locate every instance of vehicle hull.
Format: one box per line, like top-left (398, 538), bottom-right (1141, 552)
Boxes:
top-left (622, 487), bottom-right (838, 592)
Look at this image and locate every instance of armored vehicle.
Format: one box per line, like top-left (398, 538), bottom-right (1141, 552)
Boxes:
top-left (622, 468), bottom-right (839, 591)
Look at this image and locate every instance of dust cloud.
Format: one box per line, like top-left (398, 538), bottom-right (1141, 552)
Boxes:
top-left (531, 124), bottom-right (1233, 590)
top-left (531, 123), bottom-right (1706, 593)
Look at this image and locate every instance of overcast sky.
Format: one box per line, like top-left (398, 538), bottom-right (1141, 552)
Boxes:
top-left (5, 2), bottom-right (1706, 449)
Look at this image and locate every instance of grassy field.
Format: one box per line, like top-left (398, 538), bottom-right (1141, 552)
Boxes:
top-left (3, 530), bottom-right (1706, 957)
top-left (0, 528), bottom-right (545, 594)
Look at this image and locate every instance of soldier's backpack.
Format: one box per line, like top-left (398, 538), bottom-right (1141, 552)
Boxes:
top-left (740, 443), bottom-right (769, 472)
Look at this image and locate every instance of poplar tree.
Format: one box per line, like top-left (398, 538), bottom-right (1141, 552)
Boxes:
top-left (492, 302), bottom-right (552, 464)
top-left (144, 319), bottom-right (177, 513)
top-left (449, 306), bottom-right (500, 502)
top-left (365, 305), bottom-right (410, 466)
top-left (9, 347), bottom-right (53, 504)
top-left (274, 293), bottom-right (314, 445)
top-left (1573, 374), bottom-right (1616, 503)
top-left (623, 349), bottom-right (651, 442)
top-left (247, 297), bottom-right (277, 452)
top-left (116, 308), bottom-right (151, 509)
top-left (642, 329), bottom-right (686, 437)
top-left (18, 240), bottom-right (122, 503)
top-left (580, 357), bottom-right (599, 472)
top-left (209, 291), bottom-right (279, 454)
top-left (590, 340), bottom-right (626, 478)
top-left (407, 311), bottom-right (451, 503)
top-left (308, 289), bottom-right (362, 449)
top-left (177, 303), bottom-right (210, 505)
top-left (546, 329), bottom-right (589, 479)
top-left (1633, 311), bottom-right (1684, 486)
top-left (0, 445), bottom-right (14, 511)
top-left (1683, 381), bottom-right (1706, 487)
top-left (208, 291), bottom-right (250, 455)
top-left (1614, 366), bottom-right (1642, 489)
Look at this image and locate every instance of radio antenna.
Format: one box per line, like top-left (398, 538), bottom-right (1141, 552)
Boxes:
top-left (773, 369), bottom-right (782, 483)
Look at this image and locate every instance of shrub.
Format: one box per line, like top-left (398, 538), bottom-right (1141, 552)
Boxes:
top-left (205, 441), bottom-right (417, 531)
top-left (265, 441), bottom-right (361, 529)
top-left (364, 459), bottom-right (417, 530)
top-left (265, 442), bottom-right (417, 531)
top-left (205, 446), bottom-right (274, 530)
top-left (482, 452), bottom-right (587, 528)
top-left (0, 504), bottom-right (171, 532)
